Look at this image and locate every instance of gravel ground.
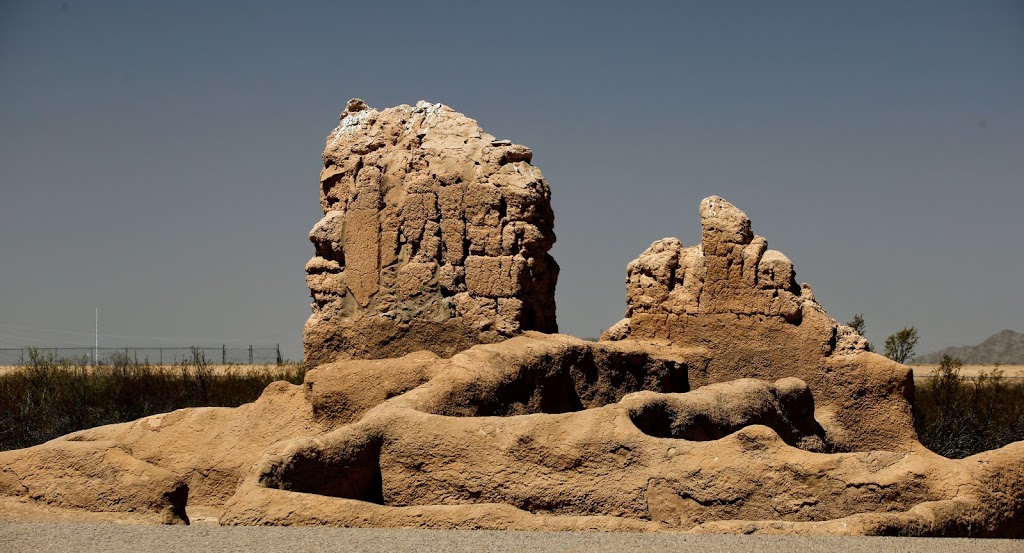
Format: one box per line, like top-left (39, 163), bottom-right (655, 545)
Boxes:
top-left (2, 523), bottom-right (1022, 553)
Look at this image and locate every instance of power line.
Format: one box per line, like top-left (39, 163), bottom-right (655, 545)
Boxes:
top-left (0, 322), bottom-right (216, 343)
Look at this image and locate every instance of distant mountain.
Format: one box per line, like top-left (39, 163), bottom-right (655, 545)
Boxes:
top-left (913, 330), bottom-right (1024, 365)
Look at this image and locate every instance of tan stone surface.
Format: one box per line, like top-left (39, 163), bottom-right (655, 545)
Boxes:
top-left (304, 99), bottom-right (558, 366)
top-left (0, 441), bottom-right (188, 525)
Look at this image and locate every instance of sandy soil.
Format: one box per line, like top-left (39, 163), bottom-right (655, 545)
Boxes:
top-left (910, 364), bottom-right (1024, 379)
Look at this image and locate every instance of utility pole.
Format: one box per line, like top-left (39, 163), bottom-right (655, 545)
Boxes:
top-left (94, 308), bottom-right (98, 366)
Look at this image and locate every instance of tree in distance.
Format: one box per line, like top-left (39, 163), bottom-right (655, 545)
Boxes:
top-left (885, 326), bottom-right (920, 364)
top-left (846, 313), bottom-right (875, 352)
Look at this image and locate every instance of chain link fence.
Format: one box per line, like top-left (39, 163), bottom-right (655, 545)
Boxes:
top-left (0, 345), bottom-right (283, 366)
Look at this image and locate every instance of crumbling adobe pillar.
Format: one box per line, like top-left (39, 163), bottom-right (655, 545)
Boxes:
top-left (303, 100), bottom-right (558, 366)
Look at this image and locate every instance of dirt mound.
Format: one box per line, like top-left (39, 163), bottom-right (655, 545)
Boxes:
top-left (0, 102), bottom-right (1021, 537)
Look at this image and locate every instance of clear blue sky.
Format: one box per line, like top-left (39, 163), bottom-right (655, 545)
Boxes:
top-left (2, 1), bottom-right (1022, 361)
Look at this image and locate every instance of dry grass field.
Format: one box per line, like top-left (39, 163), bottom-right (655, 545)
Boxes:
top-left (0, 363), bottom-right (289, 377)
top-left (4, 363), bottom-right (1021, 378)
top-left (0, 354), bottom-right (304, 451)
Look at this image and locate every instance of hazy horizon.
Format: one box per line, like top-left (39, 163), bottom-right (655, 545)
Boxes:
top-left (2, 1), bottom-right (1022, 361)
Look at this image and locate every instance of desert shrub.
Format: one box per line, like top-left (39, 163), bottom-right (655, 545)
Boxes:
top-left (884, 326), bottom-right (919, 363)
top-left (0, 348), bottom-right (305, 451)
top-left (913, 354), bottom-right (1024, 458)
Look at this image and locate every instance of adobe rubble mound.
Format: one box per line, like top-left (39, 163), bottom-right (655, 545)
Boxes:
top-left (305, 99), bottom-right (558, 366)
top-left (604, 196), bottom-right (904, 451)
top-left (1, 103), bottom-right (1022, 538)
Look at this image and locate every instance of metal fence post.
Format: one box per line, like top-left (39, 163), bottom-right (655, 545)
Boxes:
top-left (249, 345), bottom-right (254, 365)
top-left (222, 345), bottom-right (226, 364)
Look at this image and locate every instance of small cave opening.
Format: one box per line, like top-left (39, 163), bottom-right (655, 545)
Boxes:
top-left (260, 437), bottom-right (385, 505)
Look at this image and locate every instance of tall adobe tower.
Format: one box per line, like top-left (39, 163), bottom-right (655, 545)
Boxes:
top-left (304, 100), bottom-right (558, 365)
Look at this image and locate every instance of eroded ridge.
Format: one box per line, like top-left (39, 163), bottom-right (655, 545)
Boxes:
top-left (305, 99), bottom-right (558, 366)
top-left (226, 333), bottom-right (1022, 537)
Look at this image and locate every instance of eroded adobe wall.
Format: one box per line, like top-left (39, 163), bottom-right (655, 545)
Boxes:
top-left (304, 100), bottom-right (558, 365)
top-left (604, 196), bottom-right (915, 451)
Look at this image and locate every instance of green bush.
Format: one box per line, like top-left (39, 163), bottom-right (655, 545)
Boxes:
top-left (884, 325), bottom-right (919, 363)
top-left (0, 347), bottom-right (304, 451)
top-left (913, 355), bottom-right (1024, 458)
